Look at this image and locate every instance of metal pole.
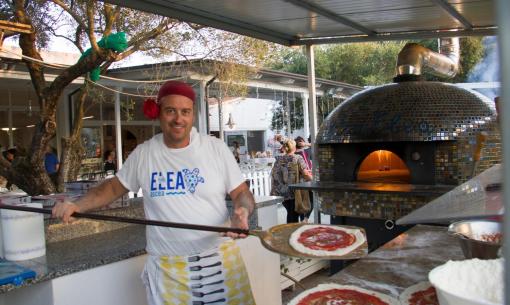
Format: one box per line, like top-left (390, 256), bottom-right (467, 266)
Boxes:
top-left (285, 92), bottom-right (291, 136)
top-left (306, 44), bottom-right (320, 223)
top-left (115, 88), bottom-right (123, 169)
top-left (496, 0), bottom-right (510, 302)
top-left (7, 90), bottom-right (13, 148)
top-left (198, 81), bottom-right (207, 135)
top-left (219, 98), bottom-right (224, 140)
top-left (302, 92), bottom-right (310, 138)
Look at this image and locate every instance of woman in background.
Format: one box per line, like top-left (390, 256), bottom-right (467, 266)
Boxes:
top-left (270, 139), bottom-right (312, 223)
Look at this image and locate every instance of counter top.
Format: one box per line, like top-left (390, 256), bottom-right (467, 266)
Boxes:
top-left (253, 196), bottom-right (284, 208)
top-left (0, 225), bottom-right (146, 294)
top-left (290, 181), bottom-right (454, 195)
top-left (397, 164), bottom-right (503, 225)
top-left (0, 195), bottom-right (283, 294)
top-left (329, 225), bottom-right (464, 298)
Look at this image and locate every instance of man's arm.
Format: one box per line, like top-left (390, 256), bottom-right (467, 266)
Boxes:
top-left (228, 182), bottom-right (256, 239)
top-left (52, 177), bottom-right (128, 223)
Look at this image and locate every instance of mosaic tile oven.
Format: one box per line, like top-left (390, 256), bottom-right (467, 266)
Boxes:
top-left (316, 80), bottom-right (501, 220)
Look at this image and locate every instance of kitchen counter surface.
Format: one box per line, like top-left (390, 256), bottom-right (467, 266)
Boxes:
top-left (0, 225), bottom-right (146, 294)
top-left (329, 224), bottom-right (465, 298)
top-left (0, 195), bottom-right (282, 294)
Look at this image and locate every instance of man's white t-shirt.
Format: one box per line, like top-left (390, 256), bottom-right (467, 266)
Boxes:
top-left (116, 127), bottom-right (245, 256)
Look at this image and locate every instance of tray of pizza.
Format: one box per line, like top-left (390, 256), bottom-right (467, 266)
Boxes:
top-left (251, 223), bottom-right (368, 260)
top-left (287, 283), bottom-right (400, 305)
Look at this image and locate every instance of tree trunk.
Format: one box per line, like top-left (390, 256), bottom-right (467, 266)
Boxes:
top-left (61, 89), bottom-right (87, 185)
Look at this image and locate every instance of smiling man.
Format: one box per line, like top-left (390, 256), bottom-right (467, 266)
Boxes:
top-left (52, 81), bottom-right (256, 305)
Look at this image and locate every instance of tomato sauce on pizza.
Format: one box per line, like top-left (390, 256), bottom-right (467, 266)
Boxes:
top-left (297, 226), bottom-right (355, 251)
top-left (296, 288), bottom-right (392, 305)
top-left (289, 225), bottom-right (366, 257)
top-left (408, 286), bottom-right (438, 305)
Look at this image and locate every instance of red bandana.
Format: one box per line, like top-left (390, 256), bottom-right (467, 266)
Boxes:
top-left (142, 81), bottom-right (195, 120)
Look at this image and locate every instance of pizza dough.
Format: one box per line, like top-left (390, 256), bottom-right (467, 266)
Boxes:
top-left (288, 283), bottom-right (400, 305)
top-left (400, 281), bottom-right (439, 305)
top-left (289, 224), bottom-right (365, 256)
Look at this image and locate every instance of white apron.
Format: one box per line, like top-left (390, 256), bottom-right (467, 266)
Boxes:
top-left (142, 240), bottom-right (255, 305)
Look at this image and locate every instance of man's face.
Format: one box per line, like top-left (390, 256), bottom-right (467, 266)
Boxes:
top-left (159, 95), bottom-right (194, 148)
top-left (296, 140), bottom-right (305, 149)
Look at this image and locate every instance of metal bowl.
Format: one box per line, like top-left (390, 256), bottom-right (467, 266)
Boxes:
top-left (448, 220), bottom-right (502, 259)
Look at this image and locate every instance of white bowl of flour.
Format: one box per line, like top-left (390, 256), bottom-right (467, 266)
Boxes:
top-left (429, 258), bottom-right (503, 305)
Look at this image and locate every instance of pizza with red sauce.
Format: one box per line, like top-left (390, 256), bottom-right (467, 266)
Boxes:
top-left (288, 284), bottom-right (400, 305)
top-left (399, 282), bottom-right (439, 305)
top-left (289, 224), bottom-right (366, 256)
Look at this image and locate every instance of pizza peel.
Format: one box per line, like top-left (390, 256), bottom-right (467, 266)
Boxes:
top-left (0, 204), bottom-right (367, 259)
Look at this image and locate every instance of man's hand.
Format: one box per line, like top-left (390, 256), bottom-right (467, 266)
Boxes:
top-left (52, 201), bottom-right (81, 224)
top-left (227, 206), bottom-right (250, 239)
top-left (227, 182), bottom-right (255, 239)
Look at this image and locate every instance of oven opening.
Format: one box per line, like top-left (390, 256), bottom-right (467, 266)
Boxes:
top-left (356, 150), bottom-right (411, 183)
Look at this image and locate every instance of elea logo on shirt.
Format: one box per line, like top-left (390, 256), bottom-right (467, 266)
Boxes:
top-left (149, 168), bottom-right (205, 197)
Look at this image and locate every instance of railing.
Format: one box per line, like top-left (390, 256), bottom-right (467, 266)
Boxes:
top-left (243, 169), bottom-right (271, 196)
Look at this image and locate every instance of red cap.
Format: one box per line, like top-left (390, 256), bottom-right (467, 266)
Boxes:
top-left (157, 80), bottom-right (195, 104)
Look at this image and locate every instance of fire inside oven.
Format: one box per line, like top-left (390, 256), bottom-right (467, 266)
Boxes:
top-left (356, 150), bottom-right (410, 183)
top-left (332, 142), bottom-right (437, 185)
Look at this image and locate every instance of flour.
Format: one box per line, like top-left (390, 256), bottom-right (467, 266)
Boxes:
top-left (428, 258), bottom-right (503, 304)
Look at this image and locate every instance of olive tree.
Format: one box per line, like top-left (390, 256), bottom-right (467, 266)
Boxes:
top-left (0, 0), bottom-right (275, 195)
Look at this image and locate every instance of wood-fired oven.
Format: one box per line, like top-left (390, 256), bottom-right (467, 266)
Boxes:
top-left (314, 79), bottom-right (501, 264)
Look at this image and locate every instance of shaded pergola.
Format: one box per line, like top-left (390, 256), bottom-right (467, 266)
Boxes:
top-left (109, 0), bottom-right (509, 299)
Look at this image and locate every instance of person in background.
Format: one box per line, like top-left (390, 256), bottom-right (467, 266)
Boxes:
top-left (52, 80), bottom-right (256, 305)
top-left (232, 141), bottom-right (241, 163)
top-left (3, 148), bottom-right (16, 163)
top-left (295, 136), bottom-right (312, 170)
top-left (268, 134), bottom-right (284, 156)
top-left (45, 145), bottom-right (59, 184)
top-left (270, 139), bottom-right (312, 223)
top-left (295, 136), bottom-right (314, 222)
top-left (103, 150), bottom-right (117, 173)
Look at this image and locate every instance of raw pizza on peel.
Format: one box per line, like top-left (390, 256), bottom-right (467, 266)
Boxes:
top-left (289, 224), bottom-right (365, 257)
top-left (399, 281), bottom-right (439, 305)
top-left (287, 283), bottom-right (400, 305)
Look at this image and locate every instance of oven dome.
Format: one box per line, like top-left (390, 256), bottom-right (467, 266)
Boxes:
top-left (316, 81), bottom-right (496, 144)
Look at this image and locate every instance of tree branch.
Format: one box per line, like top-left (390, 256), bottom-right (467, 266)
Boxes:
top-left (50, 0), bottom-right (88, 33)
top-left (13, 0), bottom-right (45, 109)
top-left (103, 3), bottom-right (116, 35)
top-left (86, 0), bottom-right (100, 53)
top-left (127, 18), bottom-right (174, 48)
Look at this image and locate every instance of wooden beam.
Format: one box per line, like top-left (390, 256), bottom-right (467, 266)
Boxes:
top-left (0, 20), bottom-right (33, 34)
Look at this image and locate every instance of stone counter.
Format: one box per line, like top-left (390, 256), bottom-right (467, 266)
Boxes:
top-left (0, 195), bottom-right (283, 294)
top-left (328, 225), bottom-right (464, 298)
top-left (0, 225), bottom-right (146, 294)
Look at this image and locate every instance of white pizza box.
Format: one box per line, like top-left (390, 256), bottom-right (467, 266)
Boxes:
top-left (31, 192), bottom-right (84, 207)
top-left (0, 193), bottom-right (31, 205)
top-left (280, 258), bottom-right (328, 290)
top-left (65, 180), bottom-right (100, 190)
